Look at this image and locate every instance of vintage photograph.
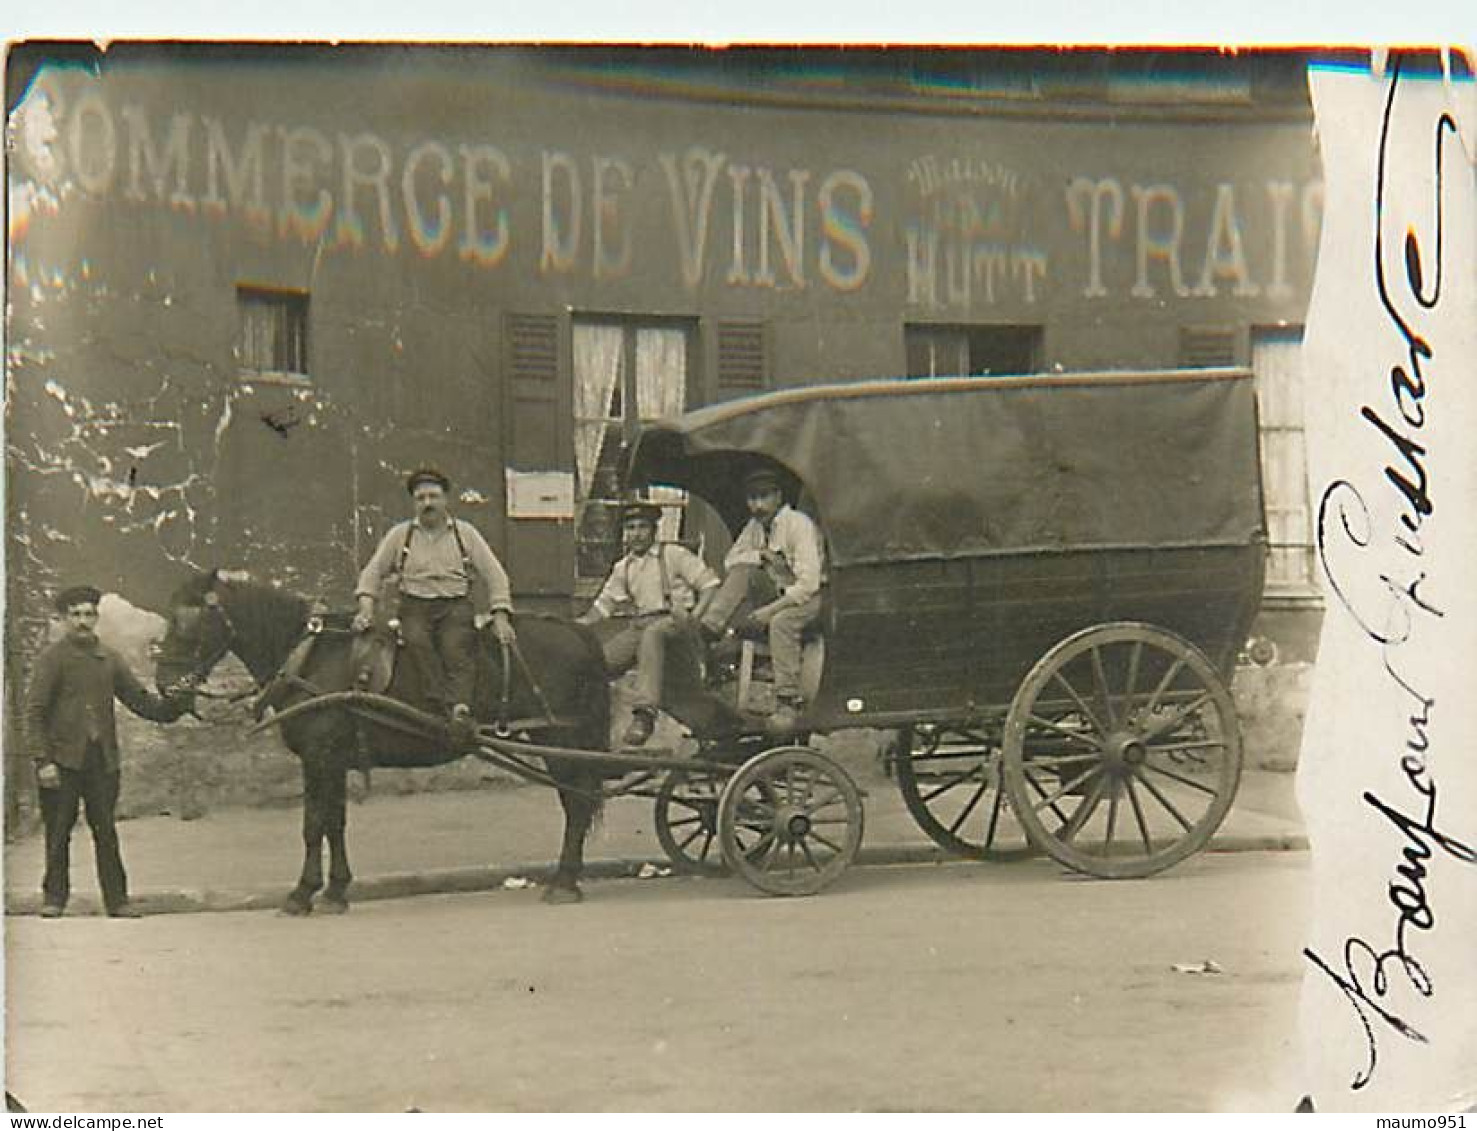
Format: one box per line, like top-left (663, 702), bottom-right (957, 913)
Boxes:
top-left (3, 40), bottom-right (1463, 1112)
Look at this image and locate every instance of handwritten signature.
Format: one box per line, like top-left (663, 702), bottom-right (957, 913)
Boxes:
top-left (1304, 60), bottom-right (1472, 1092)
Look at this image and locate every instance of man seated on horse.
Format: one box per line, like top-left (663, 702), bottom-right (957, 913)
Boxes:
top-left (699, 467), bottom-right (826, 737)
top-left (352, 468), bottom-right (517, 733)
top-left (576, 497), bottom-right (720, 747)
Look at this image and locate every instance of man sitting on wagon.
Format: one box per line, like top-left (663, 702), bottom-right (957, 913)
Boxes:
top-left (577, 496), bottom-right (721, 747)
top-left (699, 466), bottom-right (826, 738)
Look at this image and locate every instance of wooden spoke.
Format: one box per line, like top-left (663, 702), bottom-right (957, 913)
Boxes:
top-left (920, 768), bottom-right (981, 805)
top-left (1125, 776), bottom-right (1154, 854)
top-left (1050, 671), bottom-right (1110, 736)
top-left (1141, 691), bottom-right (1214, 741)
top-left (1023, 768), bottom-right (1072, 826)
top-left (1132, 768), bottom-right (1196, 832)
top-left (1121, 639), bottom-right (1144, 713)
top-left (1143, 656), bottom-right (1187, 715)
top-left (1059, 773), bottom-right (1108, 844)
top-left (947, 778), bottom-right (991, 836)
top-left (1026, 713), bottom-right (1103, 749)
top-left (984, 781), bottom-right (1006, 848)
top-left (1141, 760), bottom-right (1220, 796)
top-left (1024, 751), bottom-right (1101, 767)
top-left (1029, 763), bottom-right (1099, 815)
top-left (655, 771), bottom-right (728, 876)
top-left (1103, 782), bottom-right (1120, 852)
top-left (1090, 646), bottom-right (1116, 728)
top-left (809, 830), bottom-right (844, 855)
top-left (805, 790), bottom-right (845, 815)
top-left (799, 839), bottom-right (826, 873)
top-left (1146, 739), bottom-right (1227, 754)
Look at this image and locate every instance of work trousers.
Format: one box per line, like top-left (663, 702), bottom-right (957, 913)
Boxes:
top-left (699, 565), bottom-right (822, 702)
top-left (399, 594), bottom-right (477, 712)
top-left (602, 614), bottom-right (704, 712)
top-left (40, 741), bottom-right (127, 911)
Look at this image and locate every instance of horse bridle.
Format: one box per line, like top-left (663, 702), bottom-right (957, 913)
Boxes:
top-left (168, 595), bottom-right (244, 699)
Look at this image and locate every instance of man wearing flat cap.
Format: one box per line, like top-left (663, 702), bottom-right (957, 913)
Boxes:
top-left (24, 585), bottom-right (192, 918)
top-left (354, 468), bottom-right (516, 729)
top-left (577, 496), bottom-right (721, 746)
top-left (699, 466), bottom-right (827, 736)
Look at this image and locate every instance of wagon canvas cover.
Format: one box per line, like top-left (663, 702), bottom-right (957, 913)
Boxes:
top-left (628, 368), bottom-right (1265, 569)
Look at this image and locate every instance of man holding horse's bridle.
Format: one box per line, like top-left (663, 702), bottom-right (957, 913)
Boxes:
top-left (25, 585), bottom-right (192, 918)
top-left (353, 468), bottom-right (516, 729)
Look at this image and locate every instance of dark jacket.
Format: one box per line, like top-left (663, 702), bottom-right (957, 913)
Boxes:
top-left (24, 634), bottom-right (183, 772)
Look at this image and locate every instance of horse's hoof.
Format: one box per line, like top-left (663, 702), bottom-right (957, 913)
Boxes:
top-left (319, 897), bottom-right (349, 915)
top-left (278, 896), bottom-right (313, 917)
top-left (541, 883), bottom-right (584, 905)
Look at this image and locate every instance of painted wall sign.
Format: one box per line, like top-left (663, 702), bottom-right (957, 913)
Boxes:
top-left (12, 74), bottom-right (1321, 309)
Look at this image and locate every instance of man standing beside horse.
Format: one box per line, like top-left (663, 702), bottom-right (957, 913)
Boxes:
top-left (577, 497), bottom-right (720, 747)
top-left (353, 468), bottom-right (517, 734)
top-left (24, 585), bottom-right (192, 918)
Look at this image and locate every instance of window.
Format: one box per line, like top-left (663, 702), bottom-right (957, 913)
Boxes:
top-left (1252, 327), bottom-right (1318, 600)
top-left (237, 285), bottom-right (309, 383)
top-left (905, 324), bottom-right (1041, 379)
top-left (572, 318), bottom-right (695, 585)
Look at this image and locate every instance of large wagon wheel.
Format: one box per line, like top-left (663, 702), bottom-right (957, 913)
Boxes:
top-left (717, 746), bottom-right (864, 896)
top-left (654, 769), bottom-right (728, 876)
top-left (893, 726), bottom-right (1033, 861)
top-left (1001, 623), bottom-right (1242, 879)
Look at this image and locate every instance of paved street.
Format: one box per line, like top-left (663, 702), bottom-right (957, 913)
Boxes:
top-left (6, 851), bottom-right (1309, 1112)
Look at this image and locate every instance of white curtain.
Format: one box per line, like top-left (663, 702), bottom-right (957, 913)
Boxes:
top-left (635, 327), bottom-right (687, 420)
top-left (635, 327), bottom-right (689, 541)
top-left (572, 323), bottom-right (624, 497)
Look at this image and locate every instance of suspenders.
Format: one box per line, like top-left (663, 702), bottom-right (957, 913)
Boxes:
top-left (396, 519), bottom-right (476, 597)
top-left (622, 545), bottom-right (674, 614)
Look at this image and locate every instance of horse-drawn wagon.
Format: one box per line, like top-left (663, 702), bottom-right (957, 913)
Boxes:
top-left (158, 366), bottom-right (1265, 907)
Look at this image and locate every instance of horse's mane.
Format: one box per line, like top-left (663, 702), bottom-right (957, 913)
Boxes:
top-left (214, 574), bottom-right (313, 683)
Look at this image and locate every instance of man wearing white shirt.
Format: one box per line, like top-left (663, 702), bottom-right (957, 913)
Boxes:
top-left (578, 499), bottom-right (720, 746)
top-left (700, 467), bottom-right (826, 736)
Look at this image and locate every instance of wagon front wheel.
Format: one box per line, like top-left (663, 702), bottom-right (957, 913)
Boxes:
top-left (1002, 623), bottom-right (1242, 879)
top-left (717, 746), bottom-right (863, 896)
top-left (654, 769), bottom-right (728, 876)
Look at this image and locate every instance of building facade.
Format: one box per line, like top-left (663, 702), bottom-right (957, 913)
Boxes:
top-left (7, 45), bottom-right (1324, 652)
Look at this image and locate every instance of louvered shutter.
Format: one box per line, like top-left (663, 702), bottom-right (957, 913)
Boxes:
top-left (502, 313), bottom-right (573, 597)
top-left (715, 320), bottom-right (769, 397)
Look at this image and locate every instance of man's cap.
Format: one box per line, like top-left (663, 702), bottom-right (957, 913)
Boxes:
top-left (620, 497), bottom-right (663, 525)
top-left (55, 585), bottom-right (103, 613)
top-left (406, 467), bottom-right (451, 494)
top-left (742, 467), bottom-right (783, 495)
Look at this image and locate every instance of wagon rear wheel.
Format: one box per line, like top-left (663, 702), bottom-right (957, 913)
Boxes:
top-left (717, 746), bottom-right (863, 896)
top-left (1002, 623), bottom-right (1242, 879)
top-left (894, 726), bottom-right (1032, 861)
top-left (654, 770), bottom-right (728, 876)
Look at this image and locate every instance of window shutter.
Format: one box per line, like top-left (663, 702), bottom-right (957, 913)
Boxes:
top-left (716, 320), bottom-right (769, 393)
top-left (1179, 325), bottom-right (1240, 368)
top-left (507, 313), bottom-right (559, 383)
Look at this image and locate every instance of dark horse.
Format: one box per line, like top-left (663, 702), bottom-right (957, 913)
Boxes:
top-left (154, 569), bottom-right (612, 912)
